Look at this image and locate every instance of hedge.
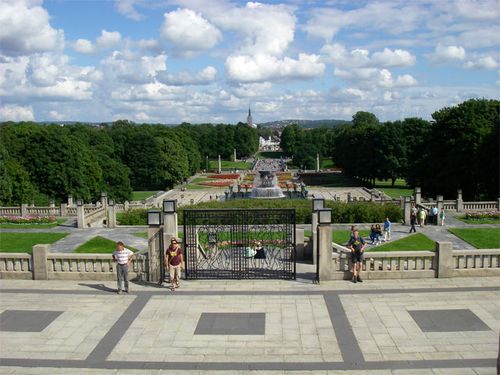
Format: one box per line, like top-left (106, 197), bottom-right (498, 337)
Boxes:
top-left (116, 200), bottom-right (402, 225)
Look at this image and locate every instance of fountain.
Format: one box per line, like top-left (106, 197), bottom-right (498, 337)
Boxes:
top-left (249, 170), bottom-right (285, 199)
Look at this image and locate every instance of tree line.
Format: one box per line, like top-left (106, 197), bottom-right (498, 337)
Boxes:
top-left (280, 99), bottom-right (499, 200)
top-left (0, 121), bottom-right (258, 205)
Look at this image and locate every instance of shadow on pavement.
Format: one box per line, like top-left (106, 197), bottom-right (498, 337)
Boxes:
top-left (78, 283), bottom-right (116, 293)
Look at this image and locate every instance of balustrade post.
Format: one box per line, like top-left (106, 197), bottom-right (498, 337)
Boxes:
top-left (21, 203), bottom-right (28, 217)
top-left (67, 194), bottom-right (74, 207)
top-left (32, 244), bottom-right (49, 280)
top-left (436, 241), bottom-right (453, 278)
top-left (108, 202), bottom-right (116, 228)
top-left (76, 199), bottom-right (84, 229)
top-left (414, 187), bottom-right (421, 205)
top-left (60, 203), bottom-right (67, 216)
top-left (404, 196), bottom-right (411, 225)
top-left (295, 228), bottom-right (304, 260)
top-left (318, 224), bottom-right (333, 281)
top-left (456, 189), bottom-right (463, 212)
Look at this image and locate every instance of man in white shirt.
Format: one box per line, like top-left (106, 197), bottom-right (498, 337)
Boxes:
top-left (112, 241), bottom-right (134, 294)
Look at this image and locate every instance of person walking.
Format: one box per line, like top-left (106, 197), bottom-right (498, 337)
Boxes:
top-left (166, 238), bottom-right (183, 291)
top-left (383, 217), bottom-right (392, 241)
top-left (409, 212), bottom-right (417, 233)
top-left (439, 209), bottom-right (446, 226)
top-left (112, 241), bottom-right (134, 294)
top-left (347, 230), bottom-right (366, 283)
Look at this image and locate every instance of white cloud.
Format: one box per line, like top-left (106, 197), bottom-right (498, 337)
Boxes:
top-left (0, 0), bottom-right (64, 56)
top-left (97, 30), bottom-right (122, 49)
top-left (0, 104), bottom-right (34, 121)
top-left (156, 66), bottom-right (217, 86)
top-left (429, 44), bottom-right (466, 63)
top-left (48, 110), bottom-right (64, 120)
top-left (465, 56), bottom-right (498, 70)
top-left (231, 82), bottom-right (272, 98)
top-left (115, 0), bottom-right (143, 21)
top-left (101, 51), bottom-right (167, 84)
top-left (160, 8), bottom-right (222, 56)
top-left (371, 48), bottom-right (416, 67)
top-left (73, 39), bottom-right (94, 54)
top-left (225, 53), bottom-right (324, 83)
top-left (395, 74), bottom-right (418, 87)
top-left (453, 0), bottom-right (500, 21)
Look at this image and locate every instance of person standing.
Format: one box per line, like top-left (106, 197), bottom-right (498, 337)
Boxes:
top-left (418, 208), bottom-right (427, 227)
top-left (409, 212), bottom-right (417, 233)
top-left (383, 217), bottom-right (392, 241)
top-left (432, 206), bottom-right (438, 225)
top-left (166, 238), bottom-right (183, 291)
top-left (347, 230), bottom-right (366, 283)
top-left (112, 241), bottom-right (134, 294)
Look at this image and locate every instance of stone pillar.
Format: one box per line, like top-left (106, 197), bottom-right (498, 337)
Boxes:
top-left (436, 195), bottom-right (444, 219)
top-left (218, 154), bottom-right (222, 174)
top-left (497, 198), bottom-right (500, 211)
top-left (21, 203), bottom-right (28, 217)
top-left (456, 189), bottom-right (463, 212)
top-left (316, 154), bottom-right (320, 173)
top-left (108, 203), bottom-right (116, 228)
top-left (311, 212), bottom-right (318, 265)
top-left (295, 228), bottom-right (305, 261)
top-left (60, 203), bottom-right (67, 217)
top-left (76, 200), bottom-right (84, 229)
top-left (370, 190), bottom-right (376, 202)
top-left (233, 148), bottom-right (237, 162)
top-left (347, 192), bottom-right (352, 202)
top-left (163, 212), bottom-right (178, 247)
top-left (124, 201), bottom-right (130, 210)
top-left (32, 244), bottom-right (49, 280)
top-left (404, 196), bottom-right (411, 225)
top-left (414, 187), bottom-right (421, 205)
top-left (67, 194), bottom-right (73, 207)
top-left (436, 241), bottom-right (453, 278)
top-left (147, 227), bottom-right (161, 283)
top-left (49, 200), bottom-right (56, 215)
top-left (100, 192), bottom-right (107, 208)
top-left (318, 224), bottom-right (333, 281)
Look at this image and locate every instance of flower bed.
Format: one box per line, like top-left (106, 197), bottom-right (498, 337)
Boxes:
top-left (464, 211), bottom-right (500, 220)
top-left (0, 215), bottom-right (57, 224)
top-left (200, 180), bottom-right (234, 187)
top-left (208, 174), bottom-right (240, 179)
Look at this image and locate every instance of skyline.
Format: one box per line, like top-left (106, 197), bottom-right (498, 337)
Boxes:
top-left (0, 0), bottom-right (498, 124)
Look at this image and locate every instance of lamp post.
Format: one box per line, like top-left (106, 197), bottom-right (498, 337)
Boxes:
top-left (317, 208), bottom-right (333, 283)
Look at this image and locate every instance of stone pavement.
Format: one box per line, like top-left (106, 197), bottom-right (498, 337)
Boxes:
top-left (0, 277), bottom-right (498, 374)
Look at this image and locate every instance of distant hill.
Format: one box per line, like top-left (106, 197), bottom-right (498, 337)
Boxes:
top-left (258, 119), bottom-right (351, 128)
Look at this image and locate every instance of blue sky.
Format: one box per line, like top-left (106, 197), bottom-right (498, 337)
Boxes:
top-left (0, 0), bottom-right (498, 124)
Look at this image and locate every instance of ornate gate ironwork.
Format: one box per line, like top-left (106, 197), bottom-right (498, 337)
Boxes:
top-left (183, 209), bottom-right (296, 279)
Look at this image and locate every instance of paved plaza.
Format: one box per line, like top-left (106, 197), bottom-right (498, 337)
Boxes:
top-left (0, 277), bottom-right (498, 374)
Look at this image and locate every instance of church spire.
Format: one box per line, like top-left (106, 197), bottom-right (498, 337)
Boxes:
top-left (247, 105), bottom-right (254, 127)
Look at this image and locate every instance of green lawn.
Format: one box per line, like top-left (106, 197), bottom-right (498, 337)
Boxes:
top-left (374, 179), bottom-right (413, 198)
top-left (131, 191), bottom-right (158, 201)
top-left (321, 159), bottom-right (335, 169)
top-left (185, 184), bottom-right (221, 190)
top-left (456, 216), bottom-right (500, 225)
top-left (448, 228), bottom-right (500, 249)
top-left (132, 232), bottom-right (148, 239)
top-left (256, 151), bottom-right (286, 159)
top-left (304, 229), bottom-right (370, 244)
top-left (74, 236), bottom-right (139, 254)
top-left (0, 232), bottom-right (69, 253)
top-left (368, 233), bottom-right (435, 252)
top-left (0, 218), bottom-right (66, 229)
top-left (208, 160), bottom-right (252, 170)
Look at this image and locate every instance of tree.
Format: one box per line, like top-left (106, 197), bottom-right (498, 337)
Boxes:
top-left (352, 111), bottom-right (379, 127)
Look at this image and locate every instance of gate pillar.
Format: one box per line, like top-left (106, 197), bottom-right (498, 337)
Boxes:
top-left (318, 224), bottom-right (333, 281)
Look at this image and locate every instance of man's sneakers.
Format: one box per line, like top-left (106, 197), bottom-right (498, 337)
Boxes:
top-left (352, 275), bottom-right (363, 283)
top-left (117, 289), bottom-right (122, 294)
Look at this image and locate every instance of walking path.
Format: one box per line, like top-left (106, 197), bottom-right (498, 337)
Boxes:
top-left (0, 277), bottom-right (498, 374)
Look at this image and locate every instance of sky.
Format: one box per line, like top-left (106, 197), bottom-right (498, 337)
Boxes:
top-left (0, 0), bottom-right (498, 124)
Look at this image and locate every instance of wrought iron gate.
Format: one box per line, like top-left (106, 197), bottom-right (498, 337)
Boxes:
top-left (183, 209), bottom-right (296, 279)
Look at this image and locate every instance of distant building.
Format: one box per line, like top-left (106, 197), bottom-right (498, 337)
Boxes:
top-left (247, 107), bottom-right (257, 128)
top-left (259, 136), bottom-right (281, 151)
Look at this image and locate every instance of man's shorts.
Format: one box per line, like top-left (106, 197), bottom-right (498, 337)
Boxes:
top-left (169, 265), bottom-right (181, 281)
top-left (351, 251), bottom-right (364, 263)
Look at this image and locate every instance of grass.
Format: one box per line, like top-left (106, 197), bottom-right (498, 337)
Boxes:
top-left (256, 151), bottom-right (286, 159)
top-left (456, 216), bottom-right (500, 225)
top-left (0, 218), bottom-right (66, 229)
top-left (321, 159), bottom-right (335, 169)
top-left (0, 232), bottom-right (69, 253)
top-left (185, 184), bottom-right (220, 190)
top-left (209, 160), bottom-right (252, 170)
top-left (448, 228), bottom-right (500, 249)
top-left (368, 233), bottom-right (435, 252)
top-left (131, 191), bottom-right (158, 201)
top-left (374, 179), bottom-right (413, 198)
top-left (74, 236), bottom-right (139, 254)
top-left (304, 229), bottom-right (370, 244)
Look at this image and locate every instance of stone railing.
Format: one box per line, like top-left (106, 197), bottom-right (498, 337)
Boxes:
top-left (26, 206), bottom-right (60, 216)
top-left (0, 245), bottom-right (148, 281)
top-left (452, 249), bottom-right (500, 277)
top-left (83, 206), bottom-right (106, 227)
top-left (0, 207), bottom-right (22, 216)
top-left (331, 242), bottom-right (500, 280)
top-left (0, 253), bottom-right (32, 279)
top-left (463, 202), bottom-right (498, 211)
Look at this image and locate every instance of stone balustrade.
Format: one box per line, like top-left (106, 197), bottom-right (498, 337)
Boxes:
top-left (331, 242), bottom-right (500, 280)
top-left (0, 246), bottom-right (148, 281)
top-left (83, 206), bottom-right (106, 227)
top-left (462, 202), bottom-right (498, 211)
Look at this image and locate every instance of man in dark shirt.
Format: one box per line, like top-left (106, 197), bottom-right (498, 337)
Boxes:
top-left (347, 230), bottom-right (366, 283)
top-left (166, 238), bottom-right (183, 291)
